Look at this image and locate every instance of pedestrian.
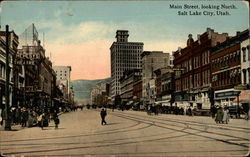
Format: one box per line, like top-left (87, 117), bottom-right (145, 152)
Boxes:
top-left (21, 108), bottom-right (28, 127)
top-left (53, 113), bottom-right (60, 129)
top-left (211, 105), bottom-right (217, 118)
top-left (100, 108), bottom-right (107, 125)
top-left (15, 107), bottom-right (21, 125)
top-left (12, 108), bottom-right (17, 125)
top-left (215, 107), bottom-right (224, 124)
top-left (188, 107), bottom-right (192, 116)
top-left (38, 113), bottom-right (45, 130)
top-left (0, 108), bottom-right (4, 126)
top-left (27, 110), bottom-right (34, 127)
top-left (222, 107), bottom-right (230, 124)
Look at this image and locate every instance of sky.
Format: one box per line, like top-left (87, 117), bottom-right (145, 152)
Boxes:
top-left (0, 1), bottom-right (249, 80)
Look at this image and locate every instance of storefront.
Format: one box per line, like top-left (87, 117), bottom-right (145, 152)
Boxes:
top-left (214, 89), bottom-right (241, 107)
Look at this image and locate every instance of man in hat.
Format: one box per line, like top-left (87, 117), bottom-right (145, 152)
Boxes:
top-left (100, 108), bottom-right (107, 125)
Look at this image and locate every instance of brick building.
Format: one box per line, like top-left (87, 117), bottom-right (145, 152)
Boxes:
top-left (154, 67), bottom-right (175, 106)
top-left (173, 28), bottom-right (228, 110)
top-left (120, 69), bottom-right (142, 105)
top-left (17, 43), bottom-right (56, 112)
top-left (211, 29), bottom-right (249, 107)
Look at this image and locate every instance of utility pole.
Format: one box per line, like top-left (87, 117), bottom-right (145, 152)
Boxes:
top-left (4, 25), bottom-right (11, 130)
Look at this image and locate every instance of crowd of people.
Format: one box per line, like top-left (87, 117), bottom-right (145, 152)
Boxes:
top-left (146, 105), bottom-right (193, 116)
top-left (0, 107), bottom-right (60, 130)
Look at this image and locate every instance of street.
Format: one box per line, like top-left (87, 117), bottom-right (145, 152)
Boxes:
top-left (0, 109), bottom-right (249, 156)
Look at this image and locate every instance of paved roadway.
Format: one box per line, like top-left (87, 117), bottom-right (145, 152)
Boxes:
top-left (0, 109), bottom-right (249, 156)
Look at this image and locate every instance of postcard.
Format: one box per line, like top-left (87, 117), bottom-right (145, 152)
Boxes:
top-left (0, 0), bottom-right (249, 156)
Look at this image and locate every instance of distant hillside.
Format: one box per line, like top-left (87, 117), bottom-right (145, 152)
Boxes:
top-left (70, 78), bottom-right (111, 104)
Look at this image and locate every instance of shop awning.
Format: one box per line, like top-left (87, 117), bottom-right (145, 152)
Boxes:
top-left (126, 101), bottom-right (133, 105)
top-left (214, 96), bottom-right (237, 100)
top-left (134, 102), bottom-right (140, 105)
top-left (155, 100), bottom-right (170, 104)
top-left (233, 90), bottom-right (250, 103)
top-left (162, 102), bottom-right (171, 106)
top-left (155, 100), bottom-right (171, 106)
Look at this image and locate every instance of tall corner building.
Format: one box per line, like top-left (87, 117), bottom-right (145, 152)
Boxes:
top-left (110, 30), bottom-right (144, 100)
top-left (53, 66), bottom-right (72, 96)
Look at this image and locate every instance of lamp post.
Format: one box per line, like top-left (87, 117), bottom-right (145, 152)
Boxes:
top-left (4, 25), bottom-right (11, 130)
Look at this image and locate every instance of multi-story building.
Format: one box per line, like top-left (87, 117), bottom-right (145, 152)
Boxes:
top-left (154, 67), bottom-right (174, 106)
top-left (141, 51), bottom-right (170, 104)
top-left (211, 29), bottom-right (249, 107)
top-left (17, 43), bottom-right (56, 111)
top-left (240, 29), bottom-right (250, 86)
top-left (119, 69), bottom-right (142, 104)
top-left (173, 28), bottom-right (228, 110)
top-left (17, 24), bottom-right (57, 112)
top-left (0, 30), bottom-right (19, 109)
top-left (90, 83), bottom-right (110, 107)
top-left (53, 66), bottom-right (72, 98)
top-left (110, 30), bottom-right (144, 100)
top-left (133, 77), bottom-right (142, 101)
top-left (90, 88), bottom-right (102, 105)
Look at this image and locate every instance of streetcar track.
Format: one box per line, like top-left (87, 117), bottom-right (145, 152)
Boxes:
top-left (0, 129), bottom-right (181, 148)
top-left (1, 111), bottom-right (248, 156)
top-left (3, 140), bottom-right (248, 156)
top-left (18, 149), bottom-right (247, 157)
top-left (111, 112), bottom-right (249, 148)
top-left (112, 111), bottom-right (250, 137)
top-left (118, 111), bottom-right (250, 132)
top-left (112, 112), bottom-right (249, 141)
top-left (2, 130), bottom-right (191, 155)
top-left (0, 123), bottom-right (152, 143)
top-left (95, 121), bottom-right (140, 133)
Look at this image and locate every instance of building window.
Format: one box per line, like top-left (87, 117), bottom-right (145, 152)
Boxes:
top-left (189, 59), bottom-right (192, 70)
top-left (243, 69), bottom-right (247, 84)
top-left (247, 45), bottom-right (250, 61)
top-left (237, 50), bottom-right (241, 62)
top-left (248, 69), bottom-right (250, 84)
top-left (229, 53), bottom-right (233, 62)
top-left (233, 52), bottom-right (237, 62)
top-left (242, 47), bottom-right (246, 62)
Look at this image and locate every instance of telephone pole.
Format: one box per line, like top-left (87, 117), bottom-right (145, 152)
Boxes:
top-left (4, 25), bottom-right (11, 130)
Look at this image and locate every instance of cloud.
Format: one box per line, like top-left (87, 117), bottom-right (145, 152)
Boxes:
top-left (40, 20), bottom-right (187, 80)
top-left (12, 18), bottom-right (186, 80)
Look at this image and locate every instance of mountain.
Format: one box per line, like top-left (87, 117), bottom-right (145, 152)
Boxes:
top-left (70, 78), bottom-right (111, 104)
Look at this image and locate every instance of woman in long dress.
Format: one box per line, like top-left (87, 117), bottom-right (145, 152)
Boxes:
top-left (222, 108), bottom-right (230, 124)
top-left (215, 107), bottom-right (223, 123)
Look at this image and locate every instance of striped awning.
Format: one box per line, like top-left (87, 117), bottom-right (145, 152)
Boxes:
top-left (233, 90), bottom-right (250, 103)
